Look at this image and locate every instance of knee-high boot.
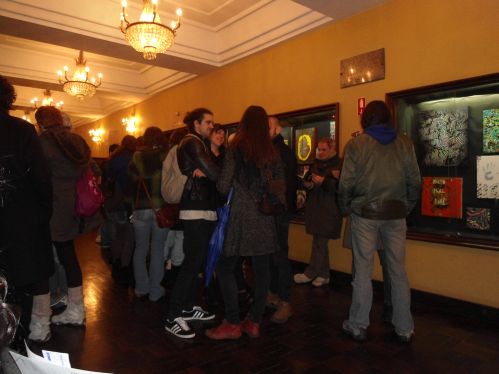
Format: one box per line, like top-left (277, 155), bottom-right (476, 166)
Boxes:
top-left (29, 293), bottom-right (52, 342)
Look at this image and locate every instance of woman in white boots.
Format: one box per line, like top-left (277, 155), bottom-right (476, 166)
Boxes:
top-left (36, 106), bottom-right (91, 330)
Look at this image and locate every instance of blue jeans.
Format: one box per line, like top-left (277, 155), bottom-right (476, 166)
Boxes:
top-left (132, 209), bottom-right (169, 301)
top-left (164, 230), bottom-right (185, 266)
top-left (348, 214), bottom-right (413, 335)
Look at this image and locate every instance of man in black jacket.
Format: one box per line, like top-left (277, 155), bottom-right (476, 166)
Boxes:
top-left (267, 117), bottom-right (297, 323)
top-left (165, 108), bottom-right (220, 338)
top-left (0, 76), bottom-right (54, 342)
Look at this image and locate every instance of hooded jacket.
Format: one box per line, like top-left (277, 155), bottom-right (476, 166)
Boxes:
top-left (338, 125), bottom-right (421, 220)
top-left (40, 124), bottom-right (91, 241)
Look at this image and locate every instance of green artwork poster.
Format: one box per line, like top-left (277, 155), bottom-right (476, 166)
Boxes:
top-left (483, 109), bottom-right (499, 153)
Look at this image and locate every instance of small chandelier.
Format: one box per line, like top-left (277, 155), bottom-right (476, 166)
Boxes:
top-left (120, 0), bottom-right (182, 60)
top-left (31, 89), bottom-right (63, 109)
top-left (57, 51), bottom-right (102, 101)
top-left (89, 128), bottom-right (105, 144)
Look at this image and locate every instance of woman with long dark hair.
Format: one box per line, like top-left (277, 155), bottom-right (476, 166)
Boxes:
top-left (206, 106), bottom-right (285, 340)
top-left (128, 127), bottom-right (168, 301)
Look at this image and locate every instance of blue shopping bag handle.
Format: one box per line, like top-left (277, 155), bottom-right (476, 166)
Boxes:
top-left (225, 186), bottom-right (234, 206)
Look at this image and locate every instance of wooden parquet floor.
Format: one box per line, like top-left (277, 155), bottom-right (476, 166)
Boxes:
top-left (28, 232), bottom-right (499, 373)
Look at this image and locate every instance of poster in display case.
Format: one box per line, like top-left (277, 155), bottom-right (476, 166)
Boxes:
top-left (483, 109), bottom-right (499, 153)
top-left (421, 177), bottom-right (463, 218)
top-left (387, 73), bottom-right (499, 250)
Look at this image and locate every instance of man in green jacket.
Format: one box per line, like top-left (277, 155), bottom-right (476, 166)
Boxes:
top-left (338, 100), bottom-right (421, 343)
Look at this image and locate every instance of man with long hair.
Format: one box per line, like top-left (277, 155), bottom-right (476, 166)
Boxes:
top-left (165, 108), bottom-right (220, 338)
top-left (267, 116), bottom-right (297, 323)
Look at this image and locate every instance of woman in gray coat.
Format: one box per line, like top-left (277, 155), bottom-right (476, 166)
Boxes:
top-left (36, 106), bottom-right (91, 328)
top-left (206, 106), bottom-right (285, 340)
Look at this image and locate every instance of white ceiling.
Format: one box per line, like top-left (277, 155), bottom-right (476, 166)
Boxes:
top-left (0, 0), bottom-right (387, 127)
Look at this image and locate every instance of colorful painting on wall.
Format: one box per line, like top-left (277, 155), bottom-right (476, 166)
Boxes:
top-left (295, 128), bottom-right (316, 164)
top-left (421, 177), bottom-right (463, 218)
top-left (483, 109), bottom-right (499, 153)
top-left (477, 155), bottom-right (499, 198)
top-left (418, 108), bottom-right (468, 166)
top-left (466, 208), bottom-right (491, 230)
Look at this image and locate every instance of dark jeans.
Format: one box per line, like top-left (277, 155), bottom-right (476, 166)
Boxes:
top-left (269, 213), bottom-right (292, 301)
top-left (53, 240), bottom-right (82, 288)
top-left (167, 219), bottom-right (216, 320)
top-left (217, 254), bottom-right (270, 324)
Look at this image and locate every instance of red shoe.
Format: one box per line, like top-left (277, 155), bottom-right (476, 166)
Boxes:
top-left (205, 320), bottom-right (241, 340)
top-left (241, 318), bottom-right (260, 338)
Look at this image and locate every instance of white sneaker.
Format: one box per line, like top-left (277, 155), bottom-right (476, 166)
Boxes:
top-left (165, 317), bottom-right (195, 339)
top-left (51, 303), bottom-right (85, 326)
top-left (293, 273), bottom-right (312, 284)
top-left (312, 277), bottom-right (329, 287)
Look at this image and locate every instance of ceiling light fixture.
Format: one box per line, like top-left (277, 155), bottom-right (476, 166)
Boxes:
top-left (30, 89), bottom-right (63, 109)
top-left (57, 51), bottom-right (102, 101)
top-left (120, 0), bottom-right (182, 60)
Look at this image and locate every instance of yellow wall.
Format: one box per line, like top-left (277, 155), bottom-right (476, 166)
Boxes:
top-left (77, 0), bottom-right (499, 307)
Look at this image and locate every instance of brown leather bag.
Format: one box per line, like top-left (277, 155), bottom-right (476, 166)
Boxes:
top-left (257, 170), bottom-right (286, 216)
top-left (137, 178), bottom-right (179, 228)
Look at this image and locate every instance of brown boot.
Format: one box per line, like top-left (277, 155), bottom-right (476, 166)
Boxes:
top-left (266, 292), bottom-right (280, 309)
top-left (271, 300), bottom-right (293, 324)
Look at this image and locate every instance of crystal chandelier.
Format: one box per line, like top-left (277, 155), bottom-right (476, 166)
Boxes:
top-left (31, 89), bottom-right (64, 109)
top-left (57, 51), bottom-right (102, 101)
top-left (120, 0), bottom-right (182, 60)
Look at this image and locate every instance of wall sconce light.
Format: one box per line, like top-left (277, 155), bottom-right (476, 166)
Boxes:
top-left (122, 113), bottom-right (139, 135)
top-left (89, 128), bottom-right (105, 144)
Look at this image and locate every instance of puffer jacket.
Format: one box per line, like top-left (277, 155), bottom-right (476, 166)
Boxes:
top-left (177, 132), bottom-right (220, 211)
top-left (338, 131), bottom-right (421, 220)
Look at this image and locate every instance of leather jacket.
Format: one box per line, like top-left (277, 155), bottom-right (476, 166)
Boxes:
top-left (177, 132), bottom-right (220, 211)
top-left (338, 133), bottom-right (421, 220)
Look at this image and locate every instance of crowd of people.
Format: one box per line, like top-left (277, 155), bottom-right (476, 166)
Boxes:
top-left (0, 73), bottom-right (420, 347)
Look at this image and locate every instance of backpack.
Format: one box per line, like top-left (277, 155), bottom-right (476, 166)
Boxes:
top-left (75, 167), bottom-right (104, 217)
top-left (161, 145), bottom-right (188, 204)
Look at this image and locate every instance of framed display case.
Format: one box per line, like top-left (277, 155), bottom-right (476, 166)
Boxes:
top-left (274, 104), bottom-right (339, 223)
top-left (386, 73), bottom-right (499, 251)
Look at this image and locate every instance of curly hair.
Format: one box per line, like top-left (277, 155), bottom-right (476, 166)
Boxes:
top-left (183, 108), bottom-right (213, 132)
top-left (0, 75), bottom-right (17, 110)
